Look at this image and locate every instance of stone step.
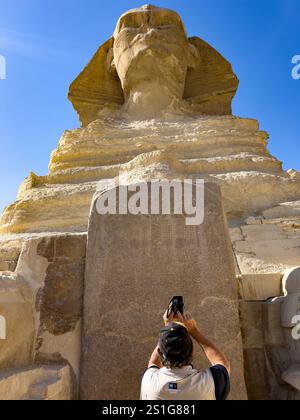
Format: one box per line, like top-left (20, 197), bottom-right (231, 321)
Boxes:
top-left (0, 364), bottom-right (73, 400)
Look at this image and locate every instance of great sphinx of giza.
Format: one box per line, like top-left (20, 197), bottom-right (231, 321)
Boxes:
top-left (1, 5), bottom-right (299, 237)
top-left (69, 4), bottom-right (238, 123)
top-left (1, 4), bottom-right (299, 235)
top-left (0, 4), bottom-right (299, 400)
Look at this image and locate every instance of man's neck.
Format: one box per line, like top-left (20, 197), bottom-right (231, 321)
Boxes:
top-left (122, 82), bottom-right (184, 119)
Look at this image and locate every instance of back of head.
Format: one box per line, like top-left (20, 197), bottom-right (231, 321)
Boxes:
top-left (159, 322), bottom-right (194, 368)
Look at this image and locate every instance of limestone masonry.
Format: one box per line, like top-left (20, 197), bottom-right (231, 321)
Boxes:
top-left (0, 4), bottom-right (299, 400)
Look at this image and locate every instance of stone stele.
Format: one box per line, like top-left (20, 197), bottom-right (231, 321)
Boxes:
top-left (81, 183), bottom-right (247, 400)
top-left (0, 3), bottom-right (300, 400)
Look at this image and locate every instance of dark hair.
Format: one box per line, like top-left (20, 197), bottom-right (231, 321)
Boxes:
top-left (159, 344), bottom-right (194, 368)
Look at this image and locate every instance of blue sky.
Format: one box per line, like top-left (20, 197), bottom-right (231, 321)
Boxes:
top-left (0, 0), bottom-right (299, 213)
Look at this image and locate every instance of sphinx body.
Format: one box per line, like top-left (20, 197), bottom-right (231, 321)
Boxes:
top-left (2, 4), bottom-right (299, 237)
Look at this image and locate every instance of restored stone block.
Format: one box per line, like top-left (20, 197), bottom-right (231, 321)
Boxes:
top-left (238, 273), bottom-right (282, 301)
top-left (241, 225), bottom-right (286, 241)
top-left (239, 301), bottom-right (264, 349)
top-left (243, 348), bottom-right (270, 400)
top-left (0, 274), bottom-right (35, 370)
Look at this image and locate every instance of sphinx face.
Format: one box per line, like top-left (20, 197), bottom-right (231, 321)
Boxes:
top-left (113, 8), bottom-right (193, 99)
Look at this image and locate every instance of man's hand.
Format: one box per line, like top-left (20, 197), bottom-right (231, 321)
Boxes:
top-left (177, 312), bottom-right (199, 337)
top-left (163, 310), bottom-right (199, 337)
top-left (163, 309), bottom-right (177, 326)
top-left (164, 310), bottom-right (199, 335)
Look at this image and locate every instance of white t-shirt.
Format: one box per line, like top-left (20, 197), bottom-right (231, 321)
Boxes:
top-left (141, 365), bottom-right (229, 401)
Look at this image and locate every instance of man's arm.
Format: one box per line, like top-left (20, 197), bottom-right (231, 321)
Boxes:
top-left (178, 312), bottom-right (231, 400)
top-left (147, 345), bottom-right (163, 369)
top-left (191, 329), bottom-right (231, 375)
top-left (177, 312), bottom-right (231, 375)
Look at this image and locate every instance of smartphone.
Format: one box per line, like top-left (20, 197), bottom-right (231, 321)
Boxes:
top-left (167, 296), bottom-right (184, 318)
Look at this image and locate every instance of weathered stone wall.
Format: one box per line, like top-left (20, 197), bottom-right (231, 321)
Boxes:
top-left (18, 234), bottom-right (86, 380)
top-left (0, 233), bottom-right (87, 399)
top-left (0, 272), bottom-right (35, 370)
top-left (230, 201), bottom-right (300, 278)
top-left (1, 208), bottom-right (299, 399)
top-left (240, 267), bottom-right (300, 400)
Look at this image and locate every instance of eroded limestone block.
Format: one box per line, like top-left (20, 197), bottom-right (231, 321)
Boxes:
top-left (238, 273), bottom-right (282, 301)
top-left (81, 182), bottom-right (247, 400)
top-left (14, 234), bottom-right (86, 383)
top-left (0, 273), bottom-right (35, 370)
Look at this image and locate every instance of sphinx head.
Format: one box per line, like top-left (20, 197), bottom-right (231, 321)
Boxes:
top-left (69, 5), bottom-right (238, 124)
top-left (111, 4), bottom-right (199, 113)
